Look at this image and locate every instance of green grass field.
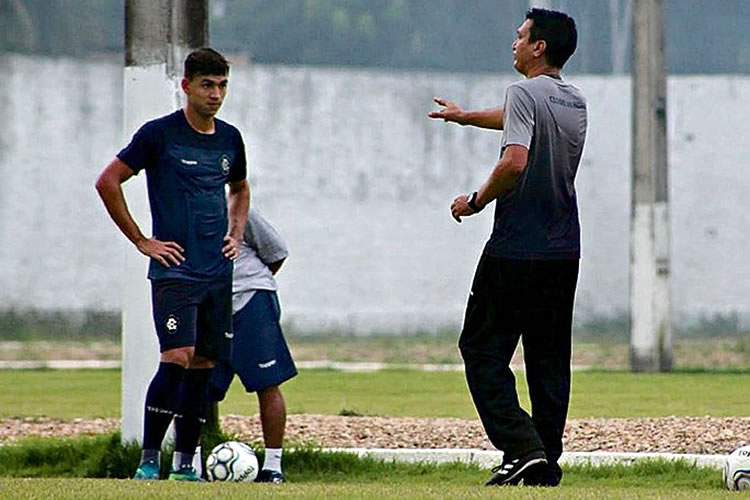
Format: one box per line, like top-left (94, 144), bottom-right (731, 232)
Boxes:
top-left (0, 479), bottom-right (740, 500)
top-left (4, 336), bottom-right (750, 372)
top-left (0, 443), bottom-right (734, 499)
top-left (0, 478), bottom-right (738, 500)
top-left (0, 367), bottom-right (745, 497)
top-left (0, 368), bottom-right (746, 419)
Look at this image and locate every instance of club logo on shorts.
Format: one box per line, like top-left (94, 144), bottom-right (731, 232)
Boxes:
top-left (220, 155), bottom-right (231, 175)
top-left (165, 314), bottom-right (180, 334)
top-left (224, 331), bottom-right (234, 339)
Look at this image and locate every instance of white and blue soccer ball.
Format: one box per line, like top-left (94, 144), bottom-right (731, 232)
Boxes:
top-left (205, 441), bottom-right (259, 482)
top-left (724, 445), bottom-right (750, 491)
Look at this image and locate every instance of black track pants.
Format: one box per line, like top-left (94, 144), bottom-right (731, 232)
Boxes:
top-left (458, 254), bottom-right (579, 464)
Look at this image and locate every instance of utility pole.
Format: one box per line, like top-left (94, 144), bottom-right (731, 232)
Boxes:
top-left (630, 0), bottom-right (672, 372)
top-left (121, 0), bottom-right (208, 444)
top-left (609, 0), bottom-right (632, 74)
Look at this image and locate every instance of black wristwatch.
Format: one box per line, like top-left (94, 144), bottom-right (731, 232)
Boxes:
top-left (467, 191), bottom-right (483, 212)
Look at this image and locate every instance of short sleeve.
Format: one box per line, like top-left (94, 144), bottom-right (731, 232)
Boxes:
top-left (502, 84), bottom-right (535, 149)
top-left (228, 132), bottom-right (247, 183)
top-left (116, 121), bottom-right (161, 174)
top-left (243, 208), bottom-right (288, 265)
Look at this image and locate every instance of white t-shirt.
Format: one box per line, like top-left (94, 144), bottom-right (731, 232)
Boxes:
top-left (231, 208), bottom-right (289, 314)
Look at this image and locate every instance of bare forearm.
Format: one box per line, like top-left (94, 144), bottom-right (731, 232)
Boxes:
top-left (460, 108), bottom-right (505, 130)
top-left (95, 174), bottom-right (146, 247)
top-left (429, 98), bottom-right (504, 129)
top-left (476, 164), bottom-right (521, 207)
top-left (227, 180), bottom-right (250, 240)
top-left (475, 146), bottom-right (527, 208)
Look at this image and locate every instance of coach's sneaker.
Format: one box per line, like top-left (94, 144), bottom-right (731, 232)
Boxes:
top-left (168, 464), bottom-right (204, 482)
top-left (255, 469), bottom-right (286, 484)
top-left (523, 462), bottom-right (562, 487)
top-left (485, 449), bottom-right (547, 486)
top-left (133, 459), bottom-right (160, 480)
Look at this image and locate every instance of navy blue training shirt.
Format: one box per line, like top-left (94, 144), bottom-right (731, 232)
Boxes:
top-left (118, 110), bottom-right (247, 281)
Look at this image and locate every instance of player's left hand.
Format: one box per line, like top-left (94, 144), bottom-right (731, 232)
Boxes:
top-left (451, 194), bottom-right (475, 223)
top-left (222, 234), bottom-right (241, 260)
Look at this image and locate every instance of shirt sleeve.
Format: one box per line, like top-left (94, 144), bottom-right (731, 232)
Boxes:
top-left (243, 208), bottom-right (289, 265)
top-left (502, 84), bottom-right (535, 149)
top-left (228, 132), bottom-right (247, 183)
top-left (116, 121), bottom-right (161, 174)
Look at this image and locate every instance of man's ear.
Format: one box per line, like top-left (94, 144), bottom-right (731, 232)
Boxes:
top-left (181, 77), bottom-right (190, 93)
top-left (534, 39), bottom-right (547, 57)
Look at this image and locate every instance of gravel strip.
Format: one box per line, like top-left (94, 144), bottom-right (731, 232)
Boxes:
top-left (2, 415), bottom-right (748, 455)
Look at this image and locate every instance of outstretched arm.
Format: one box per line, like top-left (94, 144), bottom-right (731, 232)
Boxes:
top-left (428, 97), bottom-right (505, 130)
top-left (95, 158), bottom-right (185, 267)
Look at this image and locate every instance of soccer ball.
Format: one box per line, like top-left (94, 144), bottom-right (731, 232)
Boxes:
top-left (724, 445), bottom-right (750, 491)
top-left (205, 441), bottom-right (259, 482)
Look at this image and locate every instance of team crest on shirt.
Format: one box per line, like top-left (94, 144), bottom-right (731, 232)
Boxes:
top-left (220, 155), bottom-right (231, 175)
top-left (165, 314), bottom-right (180, 334)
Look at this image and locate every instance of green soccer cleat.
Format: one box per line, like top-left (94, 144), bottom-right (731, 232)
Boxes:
top-left (133, 459), bottom-right (160, 480)
top-left (168, 464), bottom-right (204, 482)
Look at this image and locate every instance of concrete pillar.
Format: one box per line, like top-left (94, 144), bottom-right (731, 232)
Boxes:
top-left (121, 0), bottom-right (208, 444)
top-left (629, 0), bottom-right (672, 372)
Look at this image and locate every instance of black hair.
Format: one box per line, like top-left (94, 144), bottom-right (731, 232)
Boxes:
top-left (184, 47), bottom-right (229, 80)
top-left (526, 8), bottom-right (577, 68)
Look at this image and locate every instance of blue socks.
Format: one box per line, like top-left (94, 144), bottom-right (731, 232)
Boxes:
top-left (142, 362), bottom-right (185, 451)
top-left (174, 368), bottom-right (213, 467)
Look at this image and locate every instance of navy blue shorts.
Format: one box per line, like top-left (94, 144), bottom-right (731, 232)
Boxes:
top-left (151, 277), bottom-right (233, 361)
top-left (208, 290), bottom-right (297, 400)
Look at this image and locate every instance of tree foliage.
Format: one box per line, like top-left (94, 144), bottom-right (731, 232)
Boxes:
top-left (1, 0), bottom-right (749, 74)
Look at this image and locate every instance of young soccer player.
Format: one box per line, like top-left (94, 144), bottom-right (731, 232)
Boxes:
top-left (95, 48), bottom-right (250, 481)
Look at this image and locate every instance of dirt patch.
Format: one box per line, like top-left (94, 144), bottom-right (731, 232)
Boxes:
top-left (2, 338), bottom-right (748, 369)
top-left (2, 415), bottom-right (747, 455)
top-left (0, 342), bottom-right (120, 361)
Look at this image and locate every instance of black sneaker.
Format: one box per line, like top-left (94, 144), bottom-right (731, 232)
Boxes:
top-left (255, 469), bottom-right (286, 484)
top-left (485, 449), bottom-right (547, 486)
top-left (521, 462), bottom-right (561, 487)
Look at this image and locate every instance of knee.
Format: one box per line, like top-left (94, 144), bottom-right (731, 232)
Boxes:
top-left (189, 354), bottom-right (216, 369)
top-left (161, 346), bottom-right (194, 367)
top-left (258, 385), bottom-right (280, 397)
top-left (458, 338), bottom-right (483, 361)
top-left (258, 385), bottom-right (284, 404)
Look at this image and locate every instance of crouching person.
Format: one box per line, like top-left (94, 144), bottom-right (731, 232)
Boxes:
top-left (208, 207), bottom-right (297, 484)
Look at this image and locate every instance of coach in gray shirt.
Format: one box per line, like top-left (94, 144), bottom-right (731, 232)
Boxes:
top-left (429, 8), bottom-right (586, 488)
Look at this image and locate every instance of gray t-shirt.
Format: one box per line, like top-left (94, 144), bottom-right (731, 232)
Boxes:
top-left (232, 208), bottom-right (289, 314)
top-left (485, 75), bottom-right (588, 260)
